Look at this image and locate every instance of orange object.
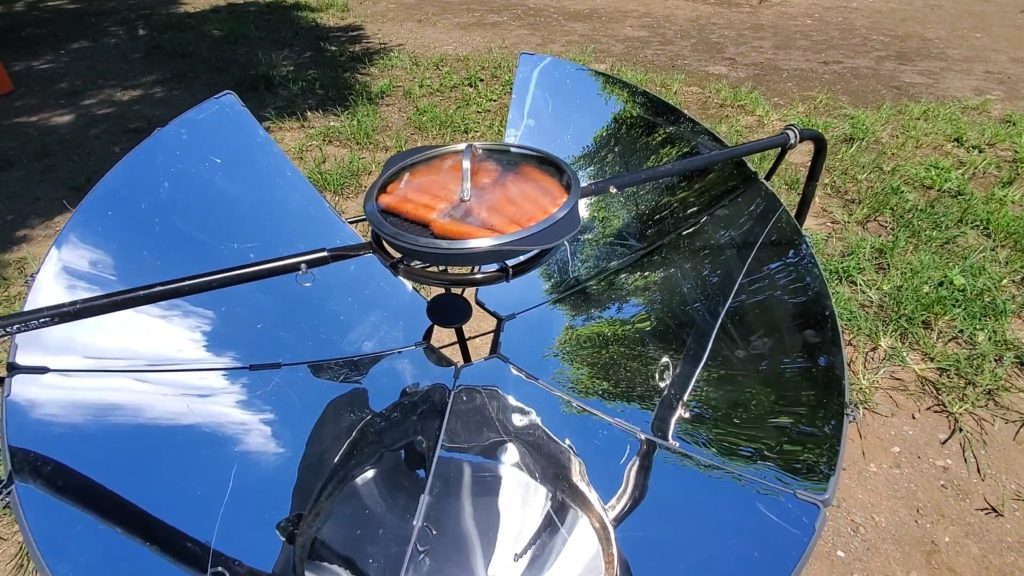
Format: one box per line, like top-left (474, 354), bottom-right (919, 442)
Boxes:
top-left (376, 193), bottom-right (443, 225)
top-left (376, 151), bottom-right (570, 239)
top-left (0, 62), bottom-right (13, 96)
top-left (430, 219), bottom-right (500, 240)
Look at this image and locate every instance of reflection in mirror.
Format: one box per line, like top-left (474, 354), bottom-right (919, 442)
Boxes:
top-left (284, 384), bottom-right (450, 576)
top-left (452, 358), bottom-right (821, 575)
top-left (13, 234), bottom-right (242, 371)
top-left (498, 185), bottom-right (845, 495)
top-left (404, 385), bottom-right (617, 576)
top-left (484, 53), bottom-right (760, 316)
top-left (10, 91), bottom-right (429, 371)
top-left (5, 349), bottom-right (457, 573)
top-left (483, 54), bottom-right (846, 497)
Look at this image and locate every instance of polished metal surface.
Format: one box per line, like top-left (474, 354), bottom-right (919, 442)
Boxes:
top-left (3, 55), bottom-right (845, 575)
top-left (481, 53), bottom-right (847, 499)
top-left (4, 347), bottom-right (455, 575)
top-left (449, 359), bottom-right (822, 575)
top-left (460, 143), bottom-right (478, 202)
top-left (405, 381), bottom-right (618, 575)
top-left (10, 92), bottom-right (428, 371)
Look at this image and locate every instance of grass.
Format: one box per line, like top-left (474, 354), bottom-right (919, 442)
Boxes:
top-left (267, 41), bottom-right (1023, 432)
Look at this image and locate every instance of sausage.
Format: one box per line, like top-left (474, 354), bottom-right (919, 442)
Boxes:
top-left (498, 171), bottom-right (560, 215)
top-left (386, 183), bottom-right (454, 213)
top-left (392, 159), bottom-right (462, 202)
top-left (430, 219), bottom-right (501, 240)
top-left (471, 159), bottom-right (503, 188)
top-left (376, 193), bottom-right (444, 225)
top-left (466, 202), bottom-right (522, 234)
top-left (409, 153), bottom-right (461, 182)
top-left (515, 164), bottom-right (568, 211)
top-left (482, 176), bottom-right (546, 227)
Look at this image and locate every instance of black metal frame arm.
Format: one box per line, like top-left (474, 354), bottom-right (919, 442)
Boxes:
top-left (0, 243), bottom-right (374, 338)
top-left (582, 124), bottom-right (828, 228)
top-left (7, 447), bottom-right (268, 576)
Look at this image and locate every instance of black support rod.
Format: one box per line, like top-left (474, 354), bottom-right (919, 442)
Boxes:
top-left (8, 446), bottom-right (268, 576)
top-left (791, 126), bottom-right (827, 227)
top-left (0, 242), bottom-right (374, 338)
top-left (580, 125), bottom-right (828, 229)
top-left (580, 132), bottom-right (792, 198)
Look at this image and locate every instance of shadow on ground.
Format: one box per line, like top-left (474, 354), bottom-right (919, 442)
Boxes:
top-left (0, 0), bottom-right (384, 257)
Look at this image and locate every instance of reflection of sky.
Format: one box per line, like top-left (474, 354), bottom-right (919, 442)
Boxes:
top-left (13, 91), bottom-right (426, 371)
top-left (504, 54), bottom-right (621, 185)
top-left (9, 350), bottom-right (456, 573)
top-left (12, 235), bottom-right (282, 454)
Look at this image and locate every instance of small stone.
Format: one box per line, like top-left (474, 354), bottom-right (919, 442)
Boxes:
top-left (837, 550), bottom-right (845, 558)
top-left (857, 525), bottom-right (866, 535)
top-left (912, 412), bottom-right (918, 419)
top-left (934, 459), bottom-right (947, 467)
top-left (891, 446), bottom-right (901, 454)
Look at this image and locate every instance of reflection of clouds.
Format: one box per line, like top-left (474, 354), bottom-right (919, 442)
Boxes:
top-left (11, 236), bottom-right (282, 454)
top-left (17, 236), bottom-right (233, 369)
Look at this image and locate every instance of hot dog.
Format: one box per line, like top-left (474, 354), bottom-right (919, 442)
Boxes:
top-left (483, 175), bottom-right (546, 227)
top-left (376, 193), bottom-right (445, 225)
top-left (430, 219), bottom-right (500, 240)
top-left (466, 202), bottom-right (521, 234)
top-left (386, 182), bottom-right (456, 213)
top-left (515, 164), bottom-right (568, 212)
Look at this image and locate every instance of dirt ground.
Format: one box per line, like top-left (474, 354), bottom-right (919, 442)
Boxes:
top-left (2, 0), bottom-right (1023, 574)
top-left (353, 0), bottom-right (1024, 107)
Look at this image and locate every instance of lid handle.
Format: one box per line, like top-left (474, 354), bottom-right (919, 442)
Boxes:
top-left (460, 144), bottom-right (479, 202)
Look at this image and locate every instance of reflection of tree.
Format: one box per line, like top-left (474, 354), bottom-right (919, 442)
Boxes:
top-left (548, 228), bottom-right (844, 490)
top-left (535, 70), bottom-right (844, 491)
top-left (540, 71), bottom-right (752, 295)
top-left (551, 313), bottom-right (663, 409)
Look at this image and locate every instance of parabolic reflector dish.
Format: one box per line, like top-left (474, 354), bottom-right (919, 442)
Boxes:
top-left (2, 53), bottom-right (847, 575)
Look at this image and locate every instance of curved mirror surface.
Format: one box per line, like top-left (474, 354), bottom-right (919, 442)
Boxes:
top-left (3, 55), bottom-right (845, 575)
top-left (11, 92), bottom-right (427, 371)
top-left (441, 358), bottom-right (822, 575)
top-left (480, 54), bottom-right (846, 497)
top-left (5, 348), bottom-right (454, 575)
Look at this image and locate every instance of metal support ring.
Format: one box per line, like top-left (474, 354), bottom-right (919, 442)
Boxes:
top-left (783, 124), bottom-right (802, 150)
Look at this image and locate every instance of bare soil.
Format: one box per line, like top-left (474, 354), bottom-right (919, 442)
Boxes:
top-left (1, 1), bottom-right (1022, 574)
top-left (352, 0), bottom-right (1024, 107)
top-left (803, 396), bottom-right (1024, 575)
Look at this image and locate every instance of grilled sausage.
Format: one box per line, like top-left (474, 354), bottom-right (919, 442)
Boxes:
top-left (466, 202), bottom-right (522, 234)
top-left (376, 193), bottom-right (444, 225)
top-left (430, 219), bottom-right (501, 240)
top-left (515, 164), bottom-right (568, 211)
